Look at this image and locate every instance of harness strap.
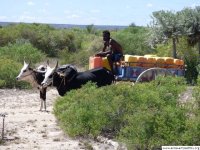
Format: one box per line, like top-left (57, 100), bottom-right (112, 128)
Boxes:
top-left (57, 72), bottom-right (77, 90)
top-left (58, 77), bottom-right (65, 90)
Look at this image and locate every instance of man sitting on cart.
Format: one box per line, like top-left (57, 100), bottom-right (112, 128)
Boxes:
top-left (95, 30), bottom-right (123, 74)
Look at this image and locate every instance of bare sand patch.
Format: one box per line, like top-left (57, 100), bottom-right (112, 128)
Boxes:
top-left (0, 88), bottom-right (125, 150)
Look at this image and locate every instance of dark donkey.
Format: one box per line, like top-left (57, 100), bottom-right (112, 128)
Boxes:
top-left (16, 61), bottom-right (48, 111)
top-left (41, 62), bottom-right (114, 96)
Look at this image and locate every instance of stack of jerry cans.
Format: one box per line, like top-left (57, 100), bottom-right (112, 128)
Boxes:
top-left (122, 55), bottom-right (185, 81)
top-left (89, 55), bottom-right (185, 81)
top-left (124, 55), bottom-right (146, 81)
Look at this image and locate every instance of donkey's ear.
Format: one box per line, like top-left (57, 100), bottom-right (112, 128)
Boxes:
top-left (47, 60), bottom-right (49, 66)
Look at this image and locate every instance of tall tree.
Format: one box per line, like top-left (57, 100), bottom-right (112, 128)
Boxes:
top-left (148, 10), bottom-right (181, 58)
top-left (179, 7), bottom-right (200, 62)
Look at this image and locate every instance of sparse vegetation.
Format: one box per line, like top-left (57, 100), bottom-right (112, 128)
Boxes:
top-left (54, 76), bottom-right (200, 149)
top-left (1, 6), bottom-right (200, 148)
top-left (0, 41), bottom-right (45, 88)
top-left (0, 58), bottom-right (27, 88)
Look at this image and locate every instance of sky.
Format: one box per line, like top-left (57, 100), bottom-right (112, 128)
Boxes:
top-left (0, 0), bottom-right (200, 26)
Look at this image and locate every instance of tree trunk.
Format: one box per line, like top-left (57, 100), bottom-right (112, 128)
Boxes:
top-left (172, 38), bottom-right (177, 58)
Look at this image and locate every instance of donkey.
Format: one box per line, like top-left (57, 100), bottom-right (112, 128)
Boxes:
top-left (16, 61), bottom-right (48, 111)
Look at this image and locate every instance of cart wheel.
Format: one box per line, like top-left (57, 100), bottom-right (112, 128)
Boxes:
top-left (135, 68), bottom-right (172, 83)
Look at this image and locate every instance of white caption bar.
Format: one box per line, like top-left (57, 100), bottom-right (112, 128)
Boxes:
top-left (162, 146), bottom-right (200, 150)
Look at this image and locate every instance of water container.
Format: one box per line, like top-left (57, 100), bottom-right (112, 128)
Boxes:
top-left (173, 59), bottom-right (184, 69)
top-left (124, 55), bottom-right (138, 66)
top-left (137, 56), bottom-right (147, 67)
top-left (124, 54), bottom-right (131, 61)
top-left (102, 57), bottom-right (111, 70)
top-left (89, 56), bottom-right (103, 69)
top-left (179, 60), bottom-right (184, 66)
top-left (144, 56), bottom-right (156, 68)
top-left (164, 57), bottom-right (174, 68)
top-left (173, 59), bottom-right (180, 68)
top-left (155, 57), bottom-right (165, 68)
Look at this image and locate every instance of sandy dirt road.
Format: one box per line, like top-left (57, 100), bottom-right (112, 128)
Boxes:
top-left (0, 88), bottom-right (125, 150)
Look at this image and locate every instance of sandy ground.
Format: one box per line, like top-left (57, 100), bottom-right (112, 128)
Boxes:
top-left (0, 88), bottom-right (126, 150)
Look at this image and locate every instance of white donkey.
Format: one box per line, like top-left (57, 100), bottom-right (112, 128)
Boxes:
top-left (16, 61), bottom-right (48, 111)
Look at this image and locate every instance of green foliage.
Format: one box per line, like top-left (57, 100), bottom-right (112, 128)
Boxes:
top-left (0, 58), bottom-right (30, 88)
top-left (59, 50), bottom-right (92, 69)
top-left (184, 57), bottom-right (199, 85)
top-left (113, 27), bottom-right (156, 55)
top-left (179, 7), bottom-right (200, 47)
top-left (54, 76), bottom-right (199, 149)
top-left (155, 43), bottom-right (172, 57)
top-left (54, 82), bottom-right (114, 137)
top-left (0, 41), bottom-right (45, 64)
top-left (0, 24), bottom-right (21, 46)
top-left (119, 77), bottom-right (187, 149)
top-left (86, 24), bottom-right (97, 34)
top-left (0, 23), bottom-right (79, 57)
top-left (150, 10), bottom-right (182, 58)
top-left (1, 21), bottom-right (199, 82)
top-left (149, 7), bottom-right (200, 59)
top-left (0, 40), bottom-right (45, 88)
top-left (58, 35), bottom-right (102, 68)
top-left (177, 37), bottom-right (199, 84)
top-left (189, 81), bottom-right (200, 145)
top-left (193, 77), bottom-right (200, 109)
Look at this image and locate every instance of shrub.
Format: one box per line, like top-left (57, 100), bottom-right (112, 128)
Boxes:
top-left (176, 37), bottom-right (199, 85)
top-left (54, 82), bottom-right (128, 137)
top-left (114, 27), bottom-right (156, 55)
top-left (58, 36), bottom-right (102, 68)
top-left (193, 76), bottom-right (200, 109)
top-left (54, 76), bottom-right (200, 149)
top-left (0, 58), bottom-right (30, 88)
top-left (0, 41), bottom-right (45, 88)
top-left (0, 41), bottom-right (45, 64)
top-left (0, 24), bottom-right (21, 46)
top-left (184, 57), bottom-right (199, 85)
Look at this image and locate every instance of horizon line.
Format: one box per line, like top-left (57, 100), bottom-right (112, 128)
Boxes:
top-left (0, 21), bottom-right (129, 27)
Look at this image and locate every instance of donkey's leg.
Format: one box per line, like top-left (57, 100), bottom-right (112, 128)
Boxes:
top-left (41, 88), bottom-right (47, 111)
top-left (44, 88), bottom-right (47, 111)
top-left (39, 90), bottom-right (44, 111)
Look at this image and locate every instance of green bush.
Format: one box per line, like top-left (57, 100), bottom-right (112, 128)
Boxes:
top-left (0, 41), bottom-right (45, 88)
top-left (54, 76), bottom-right (199, 149)
top-left (0, 58), bottom-right (30, 88)
top-left (54, 82), bottom-right (124, 137)
top-left (169, 37), bottom-right (199, 85)
top-left (114, 27), bottom-right (156, 55)
top-left (185, 80), bottom-right (200, 145)
top-left (184, 57), bottom-right (199, 85)
top-left (58, 36), bottom-right (102, 68)
top-left (193, 77), bottom-right (200, 109)
top-left (0, 23), bottom-right (79, 57)
top-left (0, 24), bottom-right (21, 46)
top-left (0, 41), bottom-right (45, 64)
